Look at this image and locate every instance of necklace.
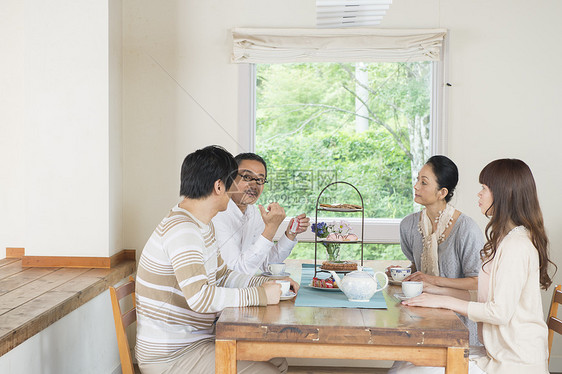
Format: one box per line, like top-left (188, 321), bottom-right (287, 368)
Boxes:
top-left (417, 203), bottom-right (455, 276)
top-left (417, 205), bottom-right (455, 245)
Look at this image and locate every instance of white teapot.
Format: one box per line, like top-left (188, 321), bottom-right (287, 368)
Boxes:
top-left (329, 268), bottom-right (388, 302)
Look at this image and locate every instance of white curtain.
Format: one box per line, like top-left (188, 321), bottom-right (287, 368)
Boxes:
top-left (232, 28), bottom-right (447, 64)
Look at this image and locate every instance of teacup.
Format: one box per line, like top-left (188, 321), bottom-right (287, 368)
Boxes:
top-left (275, 280), bottom-right (291, 296)
top-left (390, 267), bottom-right (411, 282)
top-left (402, 281), bottom-right (423, 298)
top-left (268, 263), bottom-right (286, 275)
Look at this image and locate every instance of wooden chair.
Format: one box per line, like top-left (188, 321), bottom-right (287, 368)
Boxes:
top-left (548, 284), bottom-right (562, 364)
top-left (110, 276), bottom-right (137, 374)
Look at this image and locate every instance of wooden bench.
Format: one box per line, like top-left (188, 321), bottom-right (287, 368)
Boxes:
top-left (0, 257), bottom-right (136, 356)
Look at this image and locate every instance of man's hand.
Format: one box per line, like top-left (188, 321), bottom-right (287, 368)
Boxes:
top-left (259, 203), bottom-right (286, 241)
top-left (262, 281), bottom-right (282, 304)
top-left (278, 276), bottom-right (300, 294)
top-left (285, 213), bottom-right (310, 241)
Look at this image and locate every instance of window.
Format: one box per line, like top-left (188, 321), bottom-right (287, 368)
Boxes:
top-left (234, 29), bottom-right (446, 259)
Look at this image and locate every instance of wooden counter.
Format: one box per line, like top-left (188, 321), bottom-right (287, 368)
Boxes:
top-left (0, 257), bottom-right (136, 356)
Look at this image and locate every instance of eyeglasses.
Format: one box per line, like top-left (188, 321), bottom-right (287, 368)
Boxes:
top-left (238, 173), bottom-right (268, 185)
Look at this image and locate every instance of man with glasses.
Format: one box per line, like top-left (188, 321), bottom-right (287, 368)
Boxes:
top-left (135, 146), bottom-right (290, 373)
top-left (213, 153), bottom-right (310, 275)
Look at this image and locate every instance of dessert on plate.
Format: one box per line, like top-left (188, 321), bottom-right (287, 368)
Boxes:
top-left (320, 260), bottom-right (358, 272)
top-left (312, 275), bottom-right (339, 288)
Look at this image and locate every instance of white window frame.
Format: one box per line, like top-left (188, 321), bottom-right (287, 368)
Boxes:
top-left (237, 56), bottom-right (447, 244)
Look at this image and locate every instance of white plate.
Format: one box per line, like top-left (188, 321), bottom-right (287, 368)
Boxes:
top-left (308, 283), bottom-right (341, 292)
top-left (318, 207), bottom-right (362, 212)
top-left (317, 267), bottom-right (353, 274)
top-left (389, 279), bottom-right (403, 286)
top-left (394, 292), bottom-right (420, 301)
top-left (319, 240), bottom-right (360, 244)
top-left (262, 271), bottom-right (291, 278)
top-left (280, 291), bottom-right (296, 301)
top-left (394, 293), bottom-right (411, 300)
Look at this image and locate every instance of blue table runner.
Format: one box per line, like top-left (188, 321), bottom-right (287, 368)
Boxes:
top-left (294, 264), bottom-right (388, 309)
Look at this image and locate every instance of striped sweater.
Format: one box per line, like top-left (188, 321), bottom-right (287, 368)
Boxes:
top-left (135, 205), bottom-right (268, 364)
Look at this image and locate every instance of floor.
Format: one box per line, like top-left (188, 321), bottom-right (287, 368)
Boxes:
top-left (288, 367), bottom-right (388, 374)
top-left (287, 367), bottom-right (562, 374)
top-left (130, 363), bottom-right (387, 373)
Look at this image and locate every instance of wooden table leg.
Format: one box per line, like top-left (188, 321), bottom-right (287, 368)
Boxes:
top-left (216, 339), bottom-right (237, 374)
top-left (445, 347), bottom-right (468, 374)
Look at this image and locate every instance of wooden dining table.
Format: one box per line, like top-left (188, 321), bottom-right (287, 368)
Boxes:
top-left (216, 261), bottom-right (469, 373)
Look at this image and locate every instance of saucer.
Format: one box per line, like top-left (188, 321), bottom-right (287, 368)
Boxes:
top-left (308, 284), bottom-right (341, 292)
top-left (389, 279), bottom-right (403, 286)
top-left (394, 293), bottom-right (413, 301)
top-left (280, 291), bottom-right (296, 301)
top-left (262, 271), bottom-right (291, 278)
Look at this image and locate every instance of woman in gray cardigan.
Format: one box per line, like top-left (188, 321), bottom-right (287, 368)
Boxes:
top-left (398, 155), bottom-right (484, 291)
top-left (390, 155), bottom-right (485, 346)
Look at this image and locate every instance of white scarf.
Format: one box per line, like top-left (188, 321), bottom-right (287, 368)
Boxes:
top-left (419, 203), bottom-right (455, 276)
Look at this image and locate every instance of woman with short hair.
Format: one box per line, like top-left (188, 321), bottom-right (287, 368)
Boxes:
top-left (398, 155), bottom-right (484, 290)
top-left (390, 155), bottom-right (485, 346)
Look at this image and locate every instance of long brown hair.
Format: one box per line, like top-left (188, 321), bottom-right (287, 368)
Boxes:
top-left (479, 159), bottom-right (556, 290)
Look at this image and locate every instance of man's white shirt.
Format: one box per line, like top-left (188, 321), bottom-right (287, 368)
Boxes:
top-left (212, 199), bottom-right (297, 274)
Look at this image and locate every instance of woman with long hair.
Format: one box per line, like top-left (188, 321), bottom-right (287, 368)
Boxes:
top-left (393, 158), bottom-right (556, 373)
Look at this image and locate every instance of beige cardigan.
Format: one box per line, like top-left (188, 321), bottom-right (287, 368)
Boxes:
top-left (467, 226), bottom-right (549, 374)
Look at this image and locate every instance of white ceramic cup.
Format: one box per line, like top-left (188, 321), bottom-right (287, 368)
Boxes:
top-left (275, 280), bottom-right (291, 296)
top-left (402, 281), bottom-right (423, 298)
top-left (390, 267), bottom-right (411, 282)
top-left (268, 263), bottom-right (286, 275)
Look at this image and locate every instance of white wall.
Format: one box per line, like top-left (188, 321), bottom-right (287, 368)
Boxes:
top-left (0, 0), bottom-right (26, 258)
top-left (23, 0), bottom-right (110, 257)
top-left (122, 0), bottom-right (562, 369)
top-left (121, 0), bottom-right (316, 255)
top-left (0, 290), bottom-right (121, 374)
top-left (110, 0), bottom-right (124, 256)
top-left (0, 0), bottom-right (123, 258)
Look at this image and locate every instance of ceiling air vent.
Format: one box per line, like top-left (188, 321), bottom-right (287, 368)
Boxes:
top-left (317, 0), bottom-right (393, 28)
